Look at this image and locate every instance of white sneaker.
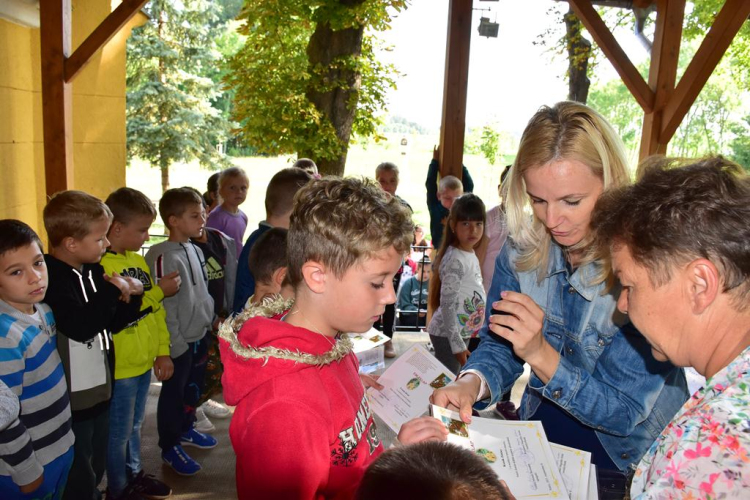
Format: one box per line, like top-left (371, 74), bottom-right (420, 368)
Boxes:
top-left (194, 407), bottom-right (215, 433)
top-left (201, 399), bottom-right (231, 419)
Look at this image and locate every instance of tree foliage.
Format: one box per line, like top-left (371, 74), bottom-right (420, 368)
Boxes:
top-left (126, 0), bottom-right (231, 192)
top-left (225, 0), bottom-right (406, 175)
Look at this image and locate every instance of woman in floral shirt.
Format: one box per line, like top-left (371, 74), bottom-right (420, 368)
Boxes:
top-left (592, 156), bottom-right (750, 499)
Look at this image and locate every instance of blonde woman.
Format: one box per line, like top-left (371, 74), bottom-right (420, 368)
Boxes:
top-left (432, 102), bottom-right (689, 496)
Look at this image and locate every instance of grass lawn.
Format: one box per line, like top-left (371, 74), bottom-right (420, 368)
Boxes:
top-left (126, 133), bottom-right (513, 243)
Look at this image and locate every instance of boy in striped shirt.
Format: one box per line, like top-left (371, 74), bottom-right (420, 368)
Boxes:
top-left (0, 220), bottom-right (74, 499)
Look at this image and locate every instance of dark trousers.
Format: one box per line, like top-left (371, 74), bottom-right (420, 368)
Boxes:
top-left (157, 334), bottom-right (210, 451)
top-left (63, 403), bottom-right (109, 500)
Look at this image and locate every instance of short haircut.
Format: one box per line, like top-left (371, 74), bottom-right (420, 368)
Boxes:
top-left (44, 190), bottom-right (113, 247)
top-left (438, 175), bottom-right (463, 193)
top-left (293, 158), bottom-right (318, 175)
top-left (218, 167), bottom-right (249, 189)
top-left (375, 162), bottom-right (399, 178)
top-left (248, 228), bottom-right (288, 284)
top-left (265, 168), bottom-right (313, 217)
top-left (158, 188), bottom-right (203, 228)
top-left (0, 220), bottom-right (43, 257)
top-left (105, 187), bottom-right (156, 225)
top-left (207, 172), bottom-right (220, 193)
top-left (593, 156), bottom-right (750, 310)
top-left (356, 441), bottom-right (511, 500)
top-left (287, 177), bottom-right (413, 288)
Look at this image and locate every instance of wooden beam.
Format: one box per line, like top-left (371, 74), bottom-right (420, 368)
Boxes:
top-left (639, 0), bottom-right (684, 161)
top-left (439, 0), bottom-right (472, 180)
top-left (65, 0), bottom-right (148, 82)
top-left (40, 0), bottom-right (74, 197)
top-left (660, 0), bottom-right (750, 143)
top-left (568, 0), bottom-right (655, 112)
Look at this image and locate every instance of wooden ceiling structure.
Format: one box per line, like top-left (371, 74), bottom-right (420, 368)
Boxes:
top-left (438, 0), bottom-right (750, 178)
top-left (39, 1), bottom-right (750, 194)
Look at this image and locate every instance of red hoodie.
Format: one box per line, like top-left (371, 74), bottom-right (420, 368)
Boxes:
top-left (220, 312), bottom-right (383, 500)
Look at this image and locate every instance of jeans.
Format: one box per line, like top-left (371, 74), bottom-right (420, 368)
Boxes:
top-left (157, 334), bottom-right (210, 451)
top-left (0, 446), bottom-right (73, 500)
top-left (106, 370), bottom-right (151, 496)
top-left (63, 403), bottom-right (109, 500)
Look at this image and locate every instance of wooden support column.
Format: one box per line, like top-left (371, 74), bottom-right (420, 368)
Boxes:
top-left (638, 0), bottom-right (684, 163)
top-left (40, 0), bottom-right (74, 196)
top-left (438, 0), bottom-right (472, 180)
top-left (39, 0), bottom-right (148, 197)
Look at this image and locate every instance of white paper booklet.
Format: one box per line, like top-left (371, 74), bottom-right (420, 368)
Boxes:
top-left (587, 465), bottom-right (598, 500)
top-left (346, 328), bottom-right (389, 353)
top-left (366, 344), bottom-right (455, 433)
top-left (550, 443), bottom-right (592, 500)
top-left (430, 405), bottom-right (570, 500)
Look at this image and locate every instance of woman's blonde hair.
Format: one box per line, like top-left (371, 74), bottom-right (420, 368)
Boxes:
top-left (504, 101), bottom-right (630, 285)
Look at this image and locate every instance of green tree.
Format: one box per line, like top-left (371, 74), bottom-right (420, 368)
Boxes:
top-left (126, 0), bottom-right (231, 192)
top-left (225, 0), bottom-right (406, 176)
top-left (479, 125), bottom-right (500, 165)
top-left (729, 116), bottom-right (750, 172)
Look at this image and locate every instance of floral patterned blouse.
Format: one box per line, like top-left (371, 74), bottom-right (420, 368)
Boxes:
top-left (631, 345), bottom-right (750, 499)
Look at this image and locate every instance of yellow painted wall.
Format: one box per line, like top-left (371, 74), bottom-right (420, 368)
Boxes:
top-left (0, 1), bottom-right (145, 238)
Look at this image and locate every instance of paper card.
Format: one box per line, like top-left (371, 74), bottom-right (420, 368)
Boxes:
top-left (357, 346), bottom-right (385, 374)
top-left (550, 443), bottom-right (591, 500)
top-left (587, 465), bottom-right (598, 500)
top-left (430, 406), bottom-right (570, 500)
top-left (346, 328), bottom-right (390, 353)
top-left (366, 344), bottom-right (455, 433)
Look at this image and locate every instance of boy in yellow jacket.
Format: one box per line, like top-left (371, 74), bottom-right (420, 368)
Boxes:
top-left (101, 188), bottom-right (181, 500)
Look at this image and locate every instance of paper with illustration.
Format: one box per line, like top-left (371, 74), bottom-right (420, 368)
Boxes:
top-left (346, 328), bottom-right (390, 353)
top-left (366, 344), bottom-right (455, 433)
top-left (430, 405), bottom-right (569, 500)
top-left (550, 443), bottom-right (591, 500)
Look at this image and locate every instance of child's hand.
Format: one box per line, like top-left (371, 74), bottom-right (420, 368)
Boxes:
top-left (212, 317), bottom-right (223, 332)
top-left (158, 270), bottom-right (181, 297)
top-left (104, 273), bottom-right (132, 303)
top-left (19, 473), bottom-right (44, 494)
top-left (153, 356), bottom-right (174, 381)
top-left (124, 276), bottom-right (144, 296)
top-left (397, 417), bottom-right (448, 445)
top-left (455, 349), bottom-right (470, 367)
top-left (359, 373), bottom-right (384, 390)
top-left (433, 145), bottom-right (440, 161)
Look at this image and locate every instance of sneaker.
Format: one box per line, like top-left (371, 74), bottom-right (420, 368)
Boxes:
top-left (105, 485), bottom-right (145, 500)
top-left (130, 470), bottom-right (172, 500)
top-left (162, 445), bottom-right (201, 476)
top-left (200, 399), bottom-right (231, 419)
top-left (194, 407), bottom-right (215, 433)
top-left (384, 340), bottom-right (396, 358)
top-left (494, 401), bottom-right (520, 421)
top-left (180, 428), bottom-right (218, 449)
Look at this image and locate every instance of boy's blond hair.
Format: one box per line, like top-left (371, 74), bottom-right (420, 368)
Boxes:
top-left (438, 175), bottom-right (463, 193)
top-left (287, 178), bottom-right (413, 288)
top-left (218, 166), bottom-right (249, 189)
top-left (105, 187), bottom-right (156, 224)
top-left (43, 190), bottom-right (113, 247)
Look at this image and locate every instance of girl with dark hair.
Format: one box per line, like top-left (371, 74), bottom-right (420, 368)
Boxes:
top-left (427, 194), bottom-right (487, 374)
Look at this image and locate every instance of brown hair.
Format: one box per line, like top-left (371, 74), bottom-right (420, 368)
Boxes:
top-left (265, 168), bottom-right (313, 217)
top-left (105, 187), bottom-right (156, 224)
top-left (356, 442), bottom-right (511, 500)
top-left (593, 156), bottom-right (750, 310)
top-left (0, 220), bottom-right (43, 257)
top-left (286, 177), bottom-right (413, 288)
top-left (43, 190), bottom-right (113, 247)
top-left (158, 188), bottom-right (203, 228)
top-left (375, 162), bottom-right (400, 179)
top-left (249, 228), bottom-right (288, 285)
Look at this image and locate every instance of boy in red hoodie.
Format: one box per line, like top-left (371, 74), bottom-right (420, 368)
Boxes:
top-left (220, 178), bottom-right (446, 499)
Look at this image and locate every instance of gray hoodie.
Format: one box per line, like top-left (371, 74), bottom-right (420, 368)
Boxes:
top-left (145, 241), bottom-right (214, 358)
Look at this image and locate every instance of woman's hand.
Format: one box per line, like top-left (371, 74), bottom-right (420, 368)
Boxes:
top-left (397, 417), bottom-right (449, 445)
top-left (489, 291), bottom-right (560, 383)
top-left (430, 374), bottom-right (481, 424)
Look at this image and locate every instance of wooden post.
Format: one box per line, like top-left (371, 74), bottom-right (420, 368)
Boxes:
top-left (40, 0), bottom-right (74, 196)
top-left (438, 0), bottom-right (473, 180)
top-left (638, 0), bottom-right (684, 163)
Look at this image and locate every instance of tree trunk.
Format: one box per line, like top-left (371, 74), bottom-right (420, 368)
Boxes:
top-left (160, 157), bottom-right (169, 193)
top-left (304, 1), bottom-right (366, 177)
top-left (565, 7), bottom-right (591, 103)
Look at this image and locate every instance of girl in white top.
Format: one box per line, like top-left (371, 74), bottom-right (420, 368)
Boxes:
top-left (427, 194), bottom-right (487, 374)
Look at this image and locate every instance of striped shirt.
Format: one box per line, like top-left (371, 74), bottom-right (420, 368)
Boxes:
top-left (0, 300), bottom-right (74, 487)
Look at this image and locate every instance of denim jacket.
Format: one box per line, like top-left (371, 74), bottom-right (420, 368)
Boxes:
top-left (464, 241), bottom-right (689, 471)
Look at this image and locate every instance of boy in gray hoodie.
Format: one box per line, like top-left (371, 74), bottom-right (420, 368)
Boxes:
top-left (145, 188), bottom-right (217, 476)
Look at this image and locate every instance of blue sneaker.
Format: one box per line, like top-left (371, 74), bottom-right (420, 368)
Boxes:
top-left (180, 428), bottom-right (218, 449)
top-left (161, 445), bottom-right (201, 476)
